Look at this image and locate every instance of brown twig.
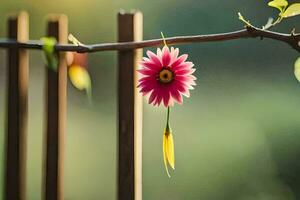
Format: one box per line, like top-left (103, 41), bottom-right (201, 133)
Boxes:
top-left (0, 26), bottom-right (299, 52)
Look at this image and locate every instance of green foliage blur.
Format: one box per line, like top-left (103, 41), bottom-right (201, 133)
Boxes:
top-left (1, 0), bottom-right (300, 199)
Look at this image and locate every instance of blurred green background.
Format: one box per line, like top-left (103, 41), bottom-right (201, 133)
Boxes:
top-left (1, 0), bottom-right (300, 199)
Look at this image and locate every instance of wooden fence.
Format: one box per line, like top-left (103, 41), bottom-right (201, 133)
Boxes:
top-left (2, 11), bottom-right (143, 200)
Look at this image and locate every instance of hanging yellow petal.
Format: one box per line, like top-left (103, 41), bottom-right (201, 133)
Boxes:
top-left (166, 133), bottom-right (175, 170)
top-left (163, 133), bottom-right (170, 177)
top-left (163, 129), bottom-right (175, 177)
top-left (68, 65), bottom-right (92, 102)
top-left (69, 65), bottom-right (91, 90)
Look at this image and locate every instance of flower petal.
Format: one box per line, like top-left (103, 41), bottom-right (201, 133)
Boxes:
top-left (157, 48), bottom-right (162, 58)
top-left (138, 76), bottom-right (153, 84)
top-left (137, 69), bottom-right (157, 76)
top-left (163, 91), bottom-right (171, 107)
top-left (148, 90), bottom-right (158, 104)
top-left (170, 87), bottom-right (183, 104)
top-left (155, 94), bottom-right (163, 106)
top-left (140, 60), bottom-right (161, 71)
top-left (139, 83), bottom-right (154, 95)
top-left (173, 80), bottom-right (190, 97)
top-left (173, 61), bottom-right (194, 71)
top-left (171, 54), bottom-right (188, 68)
top-left (147, 50), bottom-right (162, 66)
top-left (170, 47), bottom-right (179, 64)
top-left (166, 133), bottom-right (175, 170)
top-left (175, 68), bottom-right (196, 76)
top-left (162, 46), bottom-right (171, 66)
top-left (163, 133), bottom-right (171, 177)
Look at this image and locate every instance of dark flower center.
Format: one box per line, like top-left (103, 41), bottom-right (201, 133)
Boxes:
top-left (158, 67), bottom-right (174, 84)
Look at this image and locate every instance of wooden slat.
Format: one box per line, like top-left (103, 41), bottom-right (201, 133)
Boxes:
top-left (4, 11), bottom-right (29, 200)
top-left (44, 15), bottom-right (68, 200)
top-left (117, 11), bottom-right (143, 200)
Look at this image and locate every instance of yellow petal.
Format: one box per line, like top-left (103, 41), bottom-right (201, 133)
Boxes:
top-left (268, 0), bottom-right (288, 11)
top-left (166, 133), bottom-right (175, 170)
top-left (281, 3), bottom-right (300, 18)
top-left (294, 57), bottom-right (300, 82)
top-left (68, 65), bottom-right (91, 91)
top-left (163, 134), bottom-right (171, 177)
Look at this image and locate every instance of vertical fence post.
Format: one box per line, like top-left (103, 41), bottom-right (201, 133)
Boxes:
top-left (117, 11), bottom-right (143, 200)
top-left (4, 11), bottom-right (29, 200)
top-left (44, 15), bottom-right (68, 200)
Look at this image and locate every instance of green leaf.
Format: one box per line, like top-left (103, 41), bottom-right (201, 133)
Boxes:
top-left (268, 0), bottom-right (288, 12)
top-left (41, 37), bottom-right (58, 71)
top-left (294, 57), bottom-right (300, 82)
top-left (281, 3), bottom-right (300, 18)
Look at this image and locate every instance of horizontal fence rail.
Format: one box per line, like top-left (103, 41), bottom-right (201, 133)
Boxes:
top-left (0, 26), bottom-right (300, 52)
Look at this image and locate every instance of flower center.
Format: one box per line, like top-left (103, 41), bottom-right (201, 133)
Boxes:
top-left (158, 68), bottom-right (174, 84)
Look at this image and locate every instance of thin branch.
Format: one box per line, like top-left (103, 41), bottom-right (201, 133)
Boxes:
top-left (0, 26), bottom-right (299, 53)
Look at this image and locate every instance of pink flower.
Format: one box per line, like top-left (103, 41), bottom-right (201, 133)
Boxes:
top-left (137, 46), bottom-right (196, 107)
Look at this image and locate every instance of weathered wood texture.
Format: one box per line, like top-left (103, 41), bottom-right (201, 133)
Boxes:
top-left (44, 15), bottom-right (68, 200)
top-left (118, 11), bottom-right (143, 200)
top-left (4, 11), bottom-right (29, 200)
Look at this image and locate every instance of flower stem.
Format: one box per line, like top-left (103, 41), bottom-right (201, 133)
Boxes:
top-left (166, 106), bottom-right (170, 132)
top-left (160, 32), bottom-right (167, 47)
